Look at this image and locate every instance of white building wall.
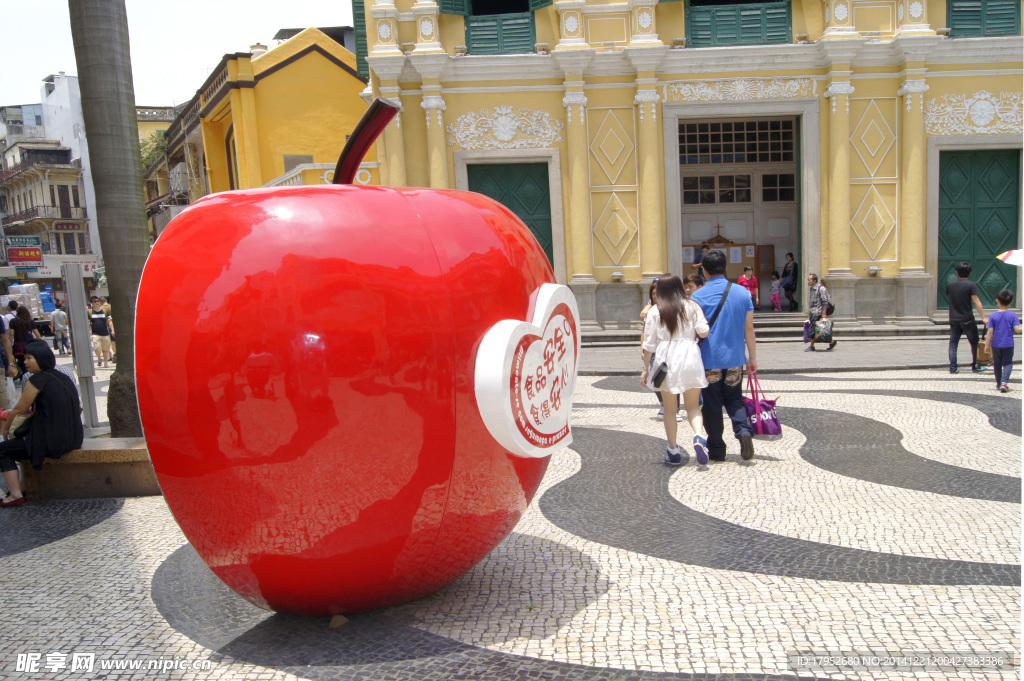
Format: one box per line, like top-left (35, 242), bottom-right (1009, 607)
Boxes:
top-left (40, 73), bottom-right (101, 265)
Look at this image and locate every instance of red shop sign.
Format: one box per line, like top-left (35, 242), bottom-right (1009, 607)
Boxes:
top-left (7, 247), bottom-right (43, 264)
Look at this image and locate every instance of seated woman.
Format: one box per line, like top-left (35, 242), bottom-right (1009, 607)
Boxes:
top-left (0, 341), bottom-right (84, 506)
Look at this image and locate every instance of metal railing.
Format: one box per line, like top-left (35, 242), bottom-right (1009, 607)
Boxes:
top-left (0, 157), bottom-right (81, 182)
top-left (2, 205), bottom-right (87, 226)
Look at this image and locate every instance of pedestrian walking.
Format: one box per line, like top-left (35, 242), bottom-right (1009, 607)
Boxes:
top-left (983, 289), bottom-right (1021, 392)
top-left (641, 275), bottom-right (710, 465)
top-left (805, 274), bottom-right (837, 352)
top-left (946, 261), bottom-right (987, 374)
top-left (88, 296), bottom-right (114, 368)
top-left (683, 274), bottom-right (703, 297)
top-left (692, 250), bottom-right (758, 462)
top-left (769, 271), bottom-right (783, 311)
top-left (641, 278), bottom-right (674, 419)
top-left (50, 302), bottom-right (71, 355)
top-left (781, 252), bottom-right (799, 311)
top-left (738, 266), bottom-right (759, 310)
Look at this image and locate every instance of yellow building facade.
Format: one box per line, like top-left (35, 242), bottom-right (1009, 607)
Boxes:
top-left (145, 28), bottom-right (375, 237)
top-left (357, 0), bottom-right (1022, 329)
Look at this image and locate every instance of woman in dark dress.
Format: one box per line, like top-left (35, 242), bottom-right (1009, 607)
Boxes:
top-left (0, 341), bottom-right (83, 506)
top-left (781, 252), bottom-right (799, 312)
top-left (9, 305), bottom-right (41, 378)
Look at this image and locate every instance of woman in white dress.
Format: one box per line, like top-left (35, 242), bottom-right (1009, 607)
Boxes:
top-left (640, 275), bottom-right (710, 466)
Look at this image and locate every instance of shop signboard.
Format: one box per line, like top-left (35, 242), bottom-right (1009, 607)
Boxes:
top-left (7, 237), bottom-right (43, 267)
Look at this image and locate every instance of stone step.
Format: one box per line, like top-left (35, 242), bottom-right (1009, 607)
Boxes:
top-left (584, 318), bottom-right (953, 345)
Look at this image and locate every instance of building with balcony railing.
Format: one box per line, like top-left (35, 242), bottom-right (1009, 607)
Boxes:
top-left (353, 0), bottom-right (1022, 328)
top-left (0, 140), bottom-right (93, 290)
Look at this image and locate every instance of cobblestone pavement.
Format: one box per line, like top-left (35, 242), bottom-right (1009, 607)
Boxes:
top-left (0, 366), bottom-right (1019, 680)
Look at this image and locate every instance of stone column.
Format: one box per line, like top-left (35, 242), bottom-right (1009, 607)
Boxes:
top-left (824, 77), bottom-right (853, 275)
top-left (412, 1), bottom-right (443, 53)
top-left (629, 0), bottom-right (660, 44)
top-left (370, 0), bottom-right (402, 56)
top-left (626, 47), bottom-right (667, 280)
top-left (896, 0), bottom-right (933, 34)
top-left (823, 74), bottom-right (856, 317)
top-left (822, 0), bottom-right (858, 36)
top-left (553, 48), bottom-right (598, 329)
top-left (895, 67), bottom-right (934, 323)
top-left (412, 53), bottom-right (449, 189)
top-left (555, 0), bottom-right (587, 48)
top-left (379, 81), bottom-right (407, 187)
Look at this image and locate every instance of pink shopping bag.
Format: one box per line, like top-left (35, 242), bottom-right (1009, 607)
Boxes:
top-left (744, 372), bottom-right (782, 441)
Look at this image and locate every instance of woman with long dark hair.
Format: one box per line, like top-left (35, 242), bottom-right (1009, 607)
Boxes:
top-left (781, 252), bottom-right (799, 312)
top-left (0, 341), bottom-right (83, 506)
top-left (9, 305), bottom-right (41, 378)
top-left (640, 275), bottom-right (710, 466)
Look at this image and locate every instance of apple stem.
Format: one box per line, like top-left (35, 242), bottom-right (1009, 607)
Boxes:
top-left (332, 98), bottom-right (400, 185)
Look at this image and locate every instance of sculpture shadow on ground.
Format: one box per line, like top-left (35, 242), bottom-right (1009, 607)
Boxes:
top-left (154, 535), bottom-right (631, 678)
top-left (152, 540), bottom-right (828, 680)
top-left (0, 498), bottom-right (124, 558)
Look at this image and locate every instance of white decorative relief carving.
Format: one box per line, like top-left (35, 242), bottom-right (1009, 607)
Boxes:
top-left (562, 92), bottom-right (588, 125)
top-left (909, 1), bottom-right (923, 18)
top-left (421, 95), bottom-right (446, 128)
top-left (834, 2), bottom-right (849, 20)
top-left (897, 80), bottom-right (929, 112)
top-left (447, 105), bottom-right (565, 149)
top-left (665, 78), bottom-right (818, 102)
top-left (925, 90), bottom-right (1022, 135)
top-left (634, 90), bottom-right (661, 122)
top-left (825, 81), bottom-right (855, 114)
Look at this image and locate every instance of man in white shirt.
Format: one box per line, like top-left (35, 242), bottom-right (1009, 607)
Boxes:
top-left (50, 302), bottom-right (71, 355)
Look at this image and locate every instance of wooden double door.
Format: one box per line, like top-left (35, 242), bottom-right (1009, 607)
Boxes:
top-left (938, 150), bottom-right (1021, 308)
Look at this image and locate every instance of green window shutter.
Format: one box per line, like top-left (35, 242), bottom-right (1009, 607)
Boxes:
top-left (763, 5), bottom-right (792, 43)
top-left (529, 0), bottom-right (554, 9)
top-left (352, 0), bottom-right (369, 80)
top-left (716, 8), bottom-right (743, 43)
top-left (467, 13), bottom-right (535, 54)
top-left (467, 15), bottom-right (501, 54)
top-left (439, 0), bottom-right (469, 15)
top-left (687, 7), bottom-right (714, 45)
top-left (498, 14), bottom-right (536, 52)
top-left (949, 0), bottom-right (985, 35)
top-left (661, 0), bottom-right (684, 3)
top-left (739, 7), bottom-right (765, 42)
top-left (983, 0), bottom-right (1020, 35)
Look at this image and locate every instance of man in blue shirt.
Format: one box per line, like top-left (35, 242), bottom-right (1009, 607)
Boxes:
top-left (692, 250), bottom-right (758, 461)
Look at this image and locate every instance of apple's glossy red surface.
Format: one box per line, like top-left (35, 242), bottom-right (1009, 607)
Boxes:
top-left (135, 185), bottom-right (554, 616)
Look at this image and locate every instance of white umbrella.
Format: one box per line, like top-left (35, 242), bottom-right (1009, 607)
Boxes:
top-left (996, 250), bottom-right (1024, 267)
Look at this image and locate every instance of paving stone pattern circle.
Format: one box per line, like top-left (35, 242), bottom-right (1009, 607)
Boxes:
top-left (540, 427), bottom-right (1019, 586)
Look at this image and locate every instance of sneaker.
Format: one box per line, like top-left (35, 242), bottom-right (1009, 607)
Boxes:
top-left (665, 449), bottom-right (683, 466)
top-left (692, 435), bottom-right (709, 465)
top-left (676, 412), bottom-right (684, 422)
top-left (1000, 383), bottom-right (1009, 393)
top-left (804, 345), bottom-right (815, 352)
top-left (949, 367), bottom-right (959, 374)
top-left (827, 340), bottom-right (838, 351)
top-left (972, 365), bottom-right (985, 373)
top-left (739, 433), bottom-right (755, 461)
top-left (657, 408), bottom-right (664, 416)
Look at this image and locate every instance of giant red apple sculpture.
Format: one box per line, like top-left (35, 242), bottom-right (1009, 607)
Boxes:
top-left (135, 100), bottom-right (580, 616)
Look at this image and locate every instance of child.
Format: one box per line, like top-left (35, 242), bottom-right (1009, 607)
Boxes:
top-left (683, 274), bottom-right (703, 297)
top-left (983, 289), bottom-right (1022, 393)
top-left (738, 266), bottom-right (759, 310)
top-left (769, 271), bottom-right (782, 311)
